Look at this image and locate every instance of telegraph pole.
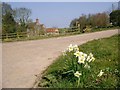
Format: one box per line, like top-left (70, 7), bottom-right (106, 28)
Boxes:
top-left (118, 1), bottom-right (120, 10)
top-left (112, 4), bottom-right (114, 11)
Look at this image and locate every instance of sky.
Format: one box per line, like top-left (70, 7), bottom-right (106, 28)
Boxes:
top-left (8, 2), bottom-right (118, 28)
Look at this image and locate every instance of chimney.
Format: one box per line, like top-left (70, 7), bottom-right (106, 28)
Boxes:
top-left (36, 18), bottom-right (40, 25)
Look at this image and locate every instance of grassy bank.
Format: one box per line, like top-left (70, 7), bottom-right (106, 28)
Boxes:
top-left (38, 34), bottom-right (119, 88)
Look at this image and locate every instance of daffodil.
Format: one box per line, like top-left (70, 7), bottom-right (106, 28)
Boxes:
top-left (74, 51), bottom-right (80, 57)
top-left (88, 58), bottom-right (92, 62)
top-left (97, 70), bottom-right (104, 77)
top-left (88, 57), bottom-right (95, 62)
top-left (86, 56), bottom-right (90, 61)
top-left (62, 50), bottom-right (67, 56)
top-left (87, 53), bottom-right (95, 62)
top-left (73, 45), bottom-right (79, 51)
top-left (79, 52), bottom-right (84, 56)
top-left (74, 71), bottom-right (82, 78)
top-left (83, 53), bottom-right (87, 57)
top-left (68, 44), bottom-right (74, 52)
top-left (91, 57), bottom-right (95, 62)
top-left (78, 55), bottom-right (85, 64)
top-left (84, 63), bottom-right (90, 69)
top-left (89, 53), bottom-right (93, 57)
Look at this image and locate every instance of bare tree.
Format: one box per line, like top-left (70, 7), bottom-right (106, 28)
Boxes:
top-left (13, 7), bottom-right (31, 24)
top-left (92, 13), bottom-right (109, 27)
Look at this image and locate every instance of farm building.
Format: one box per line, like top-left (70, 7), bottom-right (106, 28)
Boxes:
top-left (27, 19), bottom-right (45, 36)
top-left (27, 19), bottom-right (59, 36)
top-left (45, 28), bottom-right (59, 35)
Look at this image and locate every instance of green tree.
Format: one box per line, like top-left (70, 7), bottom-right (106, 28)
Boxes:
top-left (79, 14), bottom-right (87, 32)
top-left (70, 18), bottom-right (79, 28)
top-left (2, 12), bottom-right (16, 34)
top-left (2, 3), bottom-right (17, 34)
top-left (70, 12), bottom-right (110, 33)
top-left (110, 10), bottom-right (120, 26)
top-left (2, 2), bottom-right (13, 15)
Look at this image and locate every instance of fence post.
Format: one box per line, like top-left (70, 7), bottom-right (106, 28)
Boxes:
top-left (6, 33), bottom-right (8, 39)
top-left (17, 32), bottom-right (19, 39)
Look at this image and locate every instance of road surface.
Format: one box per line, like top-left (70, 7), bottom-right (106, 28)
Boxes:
top-left (2, 29), bottom-right (118, 88)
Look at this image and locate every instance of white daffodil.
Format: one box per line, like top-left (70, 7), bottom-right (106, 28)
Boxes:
top-left (62, 50), bottom-right (67, 56)
top-left (74, 71), bottom-right (82, 78)
top-left (91, 57), bottom-right (95, 62)
top-left (86, 56), bottom-right (90, 61)
top-left (79, 52), bottom-right (84, 56)
top-left (74, 51), bottom-right (80, 57)
top-left (97, 70), bottom-right (104, 77)
top-left (73, 45), bottom-right (79, 51)
top-left (78, 56), bottom-right (85, 64)
top-left (87, 53), bottom-right (95, 62)
top-left (88, 57), bottom-right (95, 62)
top-left (68, 44), bottom-right (74, 52)
top-left (84, 63), bottom-right (90, 69)
top-left (89, 53), bottom-right (93, 57)
top-left (88, 58), bottom-right (92, 62)
top-left (83, 53), bottom-right (87, 57)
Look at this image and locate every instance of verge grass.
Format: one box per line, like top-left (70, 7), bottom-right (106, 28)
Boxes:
top-left (38, 34), bottom-right (120, 88)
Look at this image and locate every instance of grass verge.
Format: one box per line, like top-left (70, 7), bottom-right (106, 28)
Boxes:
top-left (38, 34), bottom-right (120, 88)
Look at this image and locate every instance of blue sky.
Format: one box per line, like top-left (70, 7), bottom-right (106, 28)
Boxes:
top-left (8, 2), bottom-right (118, 28)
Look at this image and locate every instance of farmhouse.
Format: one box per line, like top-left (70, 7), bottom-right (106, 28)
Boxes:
top-left (27, 19), bottom-right (45, 36)
top-left (27, 18), bottom-right (59, 36)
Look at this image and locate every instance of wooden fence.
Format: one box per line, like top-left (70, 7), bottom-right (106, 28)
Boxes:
top-left (0, 27), bottom-right (80, 40)
top-left (1, 32), bottom-right (28, 40)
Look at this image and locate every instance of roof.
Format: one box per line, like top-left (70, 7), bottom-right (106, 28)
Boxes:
top-left (27, 22), bottom-right (44, 29)
top-left (46, 28), bottom-right (59, 33)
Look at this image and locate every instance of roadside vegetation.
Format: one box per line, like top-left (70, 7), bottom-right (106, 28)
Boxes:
top-left (38, 35), bottom-right (119, 88)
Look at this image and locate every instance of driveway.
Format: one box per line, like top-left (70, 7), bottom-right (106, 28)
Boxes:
top-left (2, 29), bottom-right (118, 88)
